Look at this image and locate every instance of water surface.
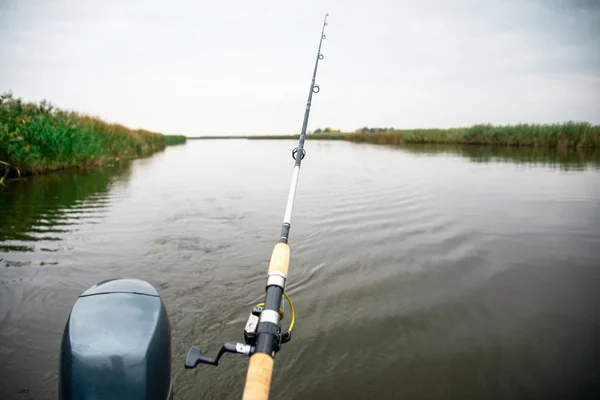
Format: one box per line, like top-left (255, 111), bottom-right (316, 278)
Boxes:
top-left (1, 141), bottom-right (599, 399)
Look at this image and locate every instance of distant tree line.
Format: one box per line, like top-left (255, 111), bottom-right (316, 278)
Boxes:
top-left (312, 127), bottom-right (398, 134)
top-left (355, 127), bottom-right (397, 133)
top-left (312, 127), bottom-right (342, 134)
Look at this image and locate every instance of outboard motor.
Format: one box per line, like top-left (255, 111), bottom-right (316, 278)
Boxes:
top-left (59, 278), bottom-right (172, 400)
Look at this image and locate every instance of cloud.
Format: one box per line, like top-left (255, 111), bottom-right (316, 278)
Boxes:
top-left (1, 0), bottom-right (598, 135)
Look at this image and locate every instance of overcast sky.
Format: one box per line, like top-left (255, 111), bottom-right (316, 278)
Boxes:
top-left (1, 0), bottom-right (599, 136)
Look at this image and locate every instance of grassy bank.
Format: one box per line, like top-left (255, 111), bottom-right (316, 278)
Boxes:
top-left (0, 93), bottom-right (186, 181)
top-left (346, 123), bottom-right (600, 148)
top-left (248, 134), bottom-right (345, 140)
top-left (245, 123), bottom-right (600, 148)
top-left (163, 134), bottom-right (187, 145)
top-left (187, 136), bottom-right (248, 139)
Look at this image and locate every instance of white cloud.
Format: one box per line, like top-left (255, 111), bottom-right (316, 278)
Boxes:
top-left (1, 0), bottom-right (599, 135)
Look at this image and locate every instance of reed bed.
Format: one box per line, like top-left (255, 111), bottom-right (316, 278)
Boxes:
top-left (404, 123), bottom-right (598, 147)
top-left (0, 93), bottom-right (186, 179)
top-left (245, 123), bottom-right (600, 148)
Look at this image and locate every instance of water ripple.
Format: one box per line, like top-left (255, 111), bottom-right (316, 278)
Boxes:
top-left (1, 142), bottom-right (600, 400)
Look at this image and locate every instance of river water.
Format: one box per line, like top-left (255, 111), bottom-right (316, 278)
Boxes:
top-left (1, 140), bottom-right (599, 399)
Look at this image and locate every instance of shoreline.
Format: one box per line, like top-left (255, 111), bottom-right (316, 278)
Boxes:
top-left (193, 122), bottom-right (600, 148)
top-left (0, 93), bottom-right (186, 182)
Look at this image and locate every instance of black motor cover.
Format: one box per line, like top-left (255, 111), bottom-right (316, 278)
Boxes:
top-left (59, 278), bottom-right (172, 399)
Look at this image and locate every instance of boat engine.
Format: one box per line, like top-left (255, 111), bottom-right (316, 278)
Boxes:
top-left (58, 278), bottom-right (172, 400)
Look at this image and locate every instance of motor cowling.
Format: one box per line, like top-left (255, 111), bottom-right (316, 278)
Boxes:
top-left (59, 278), bottom-right (172, 400)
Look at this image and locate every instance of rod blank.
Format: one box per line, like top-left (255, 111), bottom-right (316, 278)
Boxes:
top-left (241, 13), bottom-right (330, 400)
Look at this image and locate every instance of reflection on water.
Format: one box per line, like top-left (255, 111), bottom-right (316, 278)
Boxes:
top-left (401, 144), bottom-right (600, 170)
top-left (0, 162), bottom-right (133, 257)
top-left (1, 142), bottom-right (599, 400)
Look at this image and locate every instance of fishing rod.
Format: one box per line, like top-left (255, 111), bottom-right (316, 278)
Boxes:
top-left (184, 13), bottom-right (330, 400)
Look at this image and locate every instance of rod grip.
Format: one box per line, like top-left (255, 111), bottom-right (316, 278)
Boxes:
top-left (268, 243), bottom-right (290, 277)
top-left (242, 353), bottom-right (274, 400)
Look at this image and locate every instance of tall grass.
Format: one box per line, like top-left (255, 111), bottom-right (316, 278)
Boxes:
top-left (0, 93), bottom-right (185, 178)
top-left (244, 123), bottom-right (600, 148)
top-left (343, 123), bottom-right (600, 148)
top-left (163, 134), bottom-right (187, 145)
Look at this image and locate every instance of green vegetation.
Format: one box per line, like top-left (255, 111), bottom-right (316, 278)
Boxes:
top-left (163, 134), bottom-right (187, 145)
top-left (313, 127), bottom-right (342, 134)
top-left (0, 93), bottom-right (186, 180)
top-left (390, 123), bottom-right (599, 147)
top-left (354, 127), bottom-right (396, 133)
top-left (187, 136), bottom-right (248, 139)
top-left (247, 134), bottom-right (345, 140)
top-left (252, 123), bottom-right (600, 148)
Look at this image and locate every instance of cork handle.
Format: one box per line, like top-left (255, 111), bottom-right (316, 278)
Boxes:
top-left (242, 353), bottom-right (274, 400)
top-left (268, 243), bottom-right (290, 277)
top-left (241, 243), bottom-right (289, 399)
